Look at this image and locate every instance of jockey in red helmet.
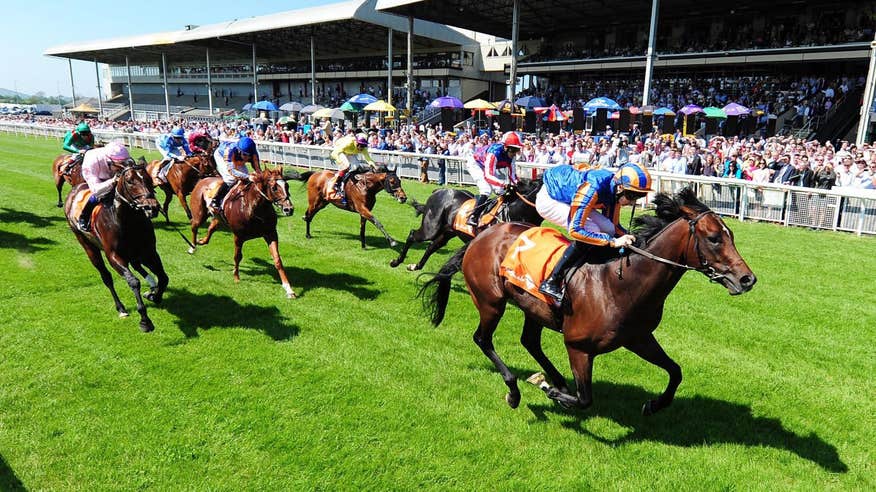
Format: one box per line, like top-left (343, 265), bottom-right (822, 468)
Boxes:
top-left (465, 131), bottom-right (522, 228)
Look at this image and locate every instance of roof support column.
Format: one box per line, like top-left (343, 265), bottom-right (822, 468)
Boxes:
top-left (507, 0), bottom-right (519, 101)
top-left (94, 58), bottom-right (104, 117)
top-left (125, 56), bottom-right (134, 121)
top-left (310, 36), bottom-right (317, 105)
top-left (161, 53), bottom-right (170, 120)
top-left (387, 28), bottom-right (393, 108)
top-left (68, 58), bottom-right (77, 108)
top-left (206, 48), bottom-right (213, 114)
top-left (856, 33), bottom-right (876, 145)
top-left (406, 16), bottom-right (413, 120)
top-left (252, 44), bottom-right (258, 103)
top-left (642, 0), bottom-right (660, 106)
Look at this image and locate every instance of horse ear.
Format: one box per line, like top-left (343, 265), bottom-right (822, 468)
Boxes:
top-left (276, 165), bottom-right (284, 175)
top-left (137, 156), bottom-right (147, 166)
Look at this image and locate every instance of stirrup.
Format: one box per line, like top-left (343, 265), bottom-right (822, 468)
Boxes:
top-left (538, 279), bottom-right (564, 302)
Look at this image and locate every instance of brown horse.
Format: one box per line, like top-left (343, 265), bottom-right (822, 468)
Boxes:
top-left (419, 188), bottom-right (756, 415)
top-left (188, 167), bottom-right (297, 298)
top-left (146, 135), bottom-right (219, 220)
top-left (293, 166), bottom-right (407, 248)
top-left (52, 154), bottom-right (85, 207)
top-left (64, 157), bottom-right (167, 333)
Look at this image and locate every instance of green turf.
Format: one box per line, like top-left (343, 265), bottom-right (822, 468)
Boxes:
top-left (0, 132), bottom-right (873, 490)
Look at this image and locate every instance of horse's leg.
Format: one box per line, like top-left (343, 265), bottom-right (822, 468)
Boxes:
top-left (232, 235), bottom-right (244, 283)
top-left (76, 235), bottom-right (128, 317)
top-left (359, 216), bottom-right (367, 249)
top-left (624, 333), bottom-right (682, 416)
top-left (139, 250), bottom-right (169, 304)
top-left (264, 234), bottom-right (296, 299)
top-left (389, 228), bottom-right (417, 267)
top-left (106, 251), bottom-right (154, 332)
top-left (472, 301), bottom-right (522, 408)
top-left (176, 189), bottom-right (192, 221)
top-left (303, 199), bottom-right (327, 240)
top-left (54, 171), bottom-right (65, 208)
top-left (408, 232), bottom-right (452, 271)
top-left (565, 343), bottom-right (595, 409)
top-left (161, 184), bottom-right (173, 222)
top-left (197, 217), bottom-right (221, 246)
top-left (521, 317), bottom-right (571, 395)
top-left (356, 207), bottom-right (396, 248)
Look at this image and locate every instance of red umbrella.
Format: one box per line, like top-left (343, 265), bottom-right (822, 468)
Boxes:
top-left (628, 106), bottom-right (642, 115)
top-left (539, 104), bottom-right (565, 122)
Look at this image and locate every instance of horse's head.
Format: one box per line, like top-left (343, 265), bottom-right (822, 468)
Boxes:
top-left (377, 164), bottom-right (407, 203)
top-left (636, 188), bottom-right (756, 295)
top-left (113, 156), bottom-right (160, 219)
top-left (504, 178), bottom-right (543, 225)
top-left (193, 135), bottom-right (219, 154)
top-left (254, 167), bottom-right (294, 216)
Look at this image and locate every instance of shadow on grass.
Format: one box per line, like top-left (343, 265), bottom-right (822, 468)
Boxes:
top-left (160, 287), bottom-right (299, 341)
top-left (312, 230), bottom-right (400, 250)
top-left (0, 229), bottom-right (57, 253)
top-left (0, 207), bottom-right (64, 228)
top-left (243, 258), bottom-right (381, 300)
top-left (0, 453), bottom-right (25, 491)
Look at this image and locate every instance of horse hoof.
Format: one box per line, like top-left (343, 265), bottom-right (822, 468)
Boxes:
top-left (390, 241), bottom-right (398, 248)
top-left (118, 311), bottom-right (129, 318)
top-left (406, 264), bottom-right (419, 271)
top-left (144, 292), bottom-right (155, 302)
top-left (187, 246), bottom-right (195, 255)
top-left (389, 259), bottom-right (400, 268)
top-left (287, 292), bottom-right (297, 299)
top-left (505, 392), bottom-right (521, 409)
top-left (139, 320), bottom-right (155, 333)
top-left (56, 202), bottom-right (63, 208)
top-left (642, 400), bottom-right (656, 416)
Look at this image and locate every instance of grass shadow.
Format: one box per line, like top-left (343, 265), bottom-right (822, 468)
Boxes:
top-left (0, 453), bottom-right (26, 491)
top-left (160, 287), bottom-right (299, 340)
top-left (0, 229), bottom-right (57, 253)
top-left (314, 230), bottom-right (400, 250)
top-left (0, 207), bottom-right (64, 228)
top-left (243, 258), bottom-right (381, 300)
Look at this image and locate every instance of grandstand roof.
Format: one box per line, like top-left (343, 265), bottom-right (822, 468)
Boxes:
top-left (44, 0), bottom-right (478, 65)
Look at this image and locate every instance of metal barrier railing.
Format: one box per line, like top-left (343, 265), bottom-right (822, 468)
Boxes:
top-left (2, 121), bottom-right (874, 235)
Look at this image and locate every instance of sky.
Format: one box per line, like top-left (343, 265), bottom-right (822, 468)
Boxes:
top-left (0, 0), bottom-right (339, 98)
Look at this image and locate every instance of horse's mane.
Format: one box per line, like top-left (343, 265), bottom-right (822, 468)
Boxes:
top-left (632, 187), bottom-right (710, 245)
top-left (515, 177), bottom-right (542, 196)
top-left (250, 167), bottom-right (282, 186)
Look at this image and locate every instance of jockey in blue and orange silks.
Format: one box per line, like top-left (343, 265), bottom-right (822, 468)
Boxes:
top-left (535, 162), bottom-right (653, 302)
top-left (465, 131), bottom-right (522, 227)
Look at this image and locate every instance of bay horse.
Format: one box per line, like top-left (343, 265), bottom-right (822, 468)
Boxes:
top-left (419, 188), bottom-right (756, 415)
top-left (390, 178), bottom-right (544, 271)
top-left (53, 153), bottom-right (85, 207)
top-left (146, 135), bottom-right (219, 220)
top-left (293, 165), bottom-right (407, 248)
top-left (188, 167), bottom-right (297, 298)
top-left (64, 157), bottom-right (168, 333)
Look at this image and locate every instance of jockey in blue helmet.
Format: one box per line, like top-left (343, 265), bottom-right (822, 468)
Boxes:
top-left (153, 126), bottom-right (191, 185)
top-left (210, 136), bottom-right (262, 213)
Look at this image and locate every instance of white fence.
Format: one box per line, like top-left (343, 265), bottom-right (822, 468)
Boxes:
top-left (3, 121), bottom-right (874, 235)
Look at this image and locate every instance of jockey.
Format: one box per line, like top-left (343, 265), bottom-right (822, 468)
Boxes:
top-left (60, 122), bottom-right (95, 174)
top-left (153, 127), bottom-right (191, 184)
top-left (210, 136), bottom-right (262, 213)
top-left (330, 133), bottom-right (376, 202)
top-left (465, 131), bottom-right (521, 228)
top-left (77, 141), bottom-right (131, 231)
top-left (536, 163), bottom-right (653, 302)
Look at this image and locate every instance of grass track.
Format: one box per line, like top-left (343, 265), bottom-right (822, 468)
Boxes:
top-left (0, 133), bottom-right (873, 490)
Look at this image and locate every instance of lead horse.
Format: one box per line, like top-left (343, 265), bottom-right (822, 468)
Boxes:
top-left (419, 188), bottom-right (756, 414)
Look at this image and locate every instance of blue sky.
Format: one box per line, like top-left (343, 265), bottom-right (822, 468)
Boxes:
top-left (0, 0), bottom-right (338, 97)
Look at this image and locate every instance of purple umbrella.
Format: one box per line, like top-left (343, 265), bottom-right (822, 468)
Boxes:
top-left (679, 104), bottom-right (703, 115)
top-left (723, 102), bottom-right (751, 116)
top-left (430, 96), bottom-right (464, 109)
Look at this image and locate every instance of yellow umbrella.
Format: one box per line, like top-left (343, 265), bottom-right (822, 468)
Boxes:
top-left (363, 100), bottom-right (396, 112)
top-left (70, 103), bottom-right (98, 113)
top-left (312, 107), bottom-right (344, 119)
top-left (464, 99), bottom-right (496, 110)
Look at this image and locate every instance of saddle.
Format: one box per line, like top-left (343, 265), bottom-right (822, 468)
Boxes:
top-left (202, 179), bottom-right (244, 215)
top-left (452, 195), bottom-right (507, 236)
top-left (499, 227), bottom-right (571, 304)
top-left (69, 188), bottom-right (104, 230)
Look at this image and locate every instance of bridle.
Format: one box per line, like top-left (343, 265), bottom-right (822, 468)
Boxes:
top-left (114, 164), bottom-right (154, 211)
top-left (618, 210), bottom-right (729, 284)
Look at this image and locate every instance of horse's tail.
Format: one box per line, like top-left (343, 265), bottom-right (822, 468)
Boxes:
top-left (408, 198), bottom-right (426, 217)
top-left (417, 242), bottom-right (470, 326)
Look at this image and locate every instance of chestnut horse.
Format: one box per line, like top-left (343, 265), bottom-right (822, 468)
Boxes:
top-left (293, 166), bottom-right (407, 248)
top-left (188, 167), bottom-right (297, 298)
top-left (419, 189), bottom-right (756, 415)
top-left (64, 157), bottom-right (168, 332)
top-left (52, 154), bottom-right (85, 207)
top-left (390, 178), bottom-right (544, 271)
top-left (146, 135), bottom-right (219, 220)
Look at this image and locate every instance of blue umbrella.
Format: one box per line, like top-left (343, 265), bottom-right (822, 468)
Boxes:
top-left (584, 97), bottom-right (621, 112)
top-left (252, 100), bottom-right (279, 111)
top-left (430, 96), bottom-right (464, 109)
top-left (653, 107), bottom-right (676, 116)
top-left (515, 96), bottom-right (547, 109)
top-left (348, 93), bottom-right (378, 105)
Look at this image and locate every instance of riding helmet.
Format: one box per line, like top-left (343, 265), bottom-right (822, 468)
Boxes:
top-left (76, 122), bottom-right (91, 134)
top-left (355, 133), bottom-right (368, 147)
top-left (105, 141), bottom-right (130, 161)
top-left (237, 137), bottom-right (257, 155)
top-left (501, 131), bottom-right (523, 150)
top-left (614, 163), bottom-right (653, 193)
top-left (171, 127), bottom-right (185, 138)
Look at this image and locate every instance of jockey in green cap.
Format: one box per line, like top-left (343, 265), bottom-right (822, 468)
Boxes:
top-left (60, 122), bottom-right (95, 175)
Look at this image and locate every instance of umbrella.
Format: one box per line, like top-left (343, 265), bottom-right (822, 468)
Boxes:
top-left (703, 106), bottom-right (727, 118)
top-left (363, 100), bottom-right (396, 112)
top-left (628, 106), bottom-right (642, 115)
top-left (722, 102), bottom-right (750, 116)
top-left (277, 116), bottom-right (295, 125)
top-left (679, 104), bottom-right (703, 115)
top-left (463, 99), bottom-right (496, 110)
top-left (312, 107), bottom-right (345, 120)
top-left (653, 107), bottom-right (675, 116)
top-left (430, 96), bottom-right (464, 109)
top-left (340, 101), bottom-right (362, 113)
top-left (535, 104), bottom-right (565, 121)
top-left (609, 111), bottom-right (620, 120)
top-left (252, 100), bottom-right (278, 111)
top-left (280, 101), bottom-right (302, 112)
top-left (300, 104), bottom-right (325, 114)
top-left (242, 103), bottom-right (253, 111)
top-left (640, 105), bottom-right (655, 115)
top-left (493, 100), bottom-right (518, 113)
top-left (348, 93), bottom-right (378, 105)
top-left (584, 97), bottom-right (621, 112)
top-left (515, 96), bottom-right (547, 109)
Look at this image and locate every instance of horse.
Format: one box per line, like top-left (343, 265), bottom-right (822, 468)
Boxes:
top-left (292, 165), bottom-right (407, 249)
top-left (52, 153), bottom-right (85, 207)
top-left (390, 178), bottom-right (544, 271)
top-left (419, 188), bottom-right (756, 415)
top-left (64, 157), bottom-right (167, 333)
top-left (146, 135), bottom-right (219, 220)
top-left (188, 167), bottom-right (297, 298)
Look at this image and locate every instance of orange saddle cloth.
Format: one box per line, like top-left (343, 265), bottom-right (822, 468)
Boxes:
top-left (452, 199), bottom-right (477, 236)
top-left (499, 227), bottom-right (571, 304)
top-left (69, 188), bottom-right (103, 227)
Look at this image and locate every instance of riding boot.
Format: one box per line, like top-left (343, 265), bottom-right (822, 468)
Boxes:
top-left (210, 182), bottom-right (229, 215)
top-left (78, 196), bottom-right (98, 231)
top-left (539, 242), bottom-right (586, 302)
top-left (466, 194), bottom-right (489, 228)
top-left (334, 170), bottom-right (347, 203)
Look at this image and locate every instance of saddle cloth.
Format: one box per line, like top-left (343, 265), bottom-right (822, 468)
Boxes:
top-left (201, 179), bottom-right (239, 211)
top-left (69, 188), bottom-right (104, 227)
top-left (452, 199), bottom-right (477, 236)
top-left (323, 174), bottom-right (343, 202)
top-left (499, 227), bottom-right (571, 304)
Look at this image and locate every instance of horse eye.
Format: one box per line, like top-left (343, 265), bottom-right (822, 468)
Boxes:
top-left (708, 234), bottom-right (722, 245)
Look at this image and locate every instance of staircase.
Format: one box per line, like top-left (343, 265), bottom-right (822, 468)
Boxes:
top-left (813, 87), bottom-right (863, 143)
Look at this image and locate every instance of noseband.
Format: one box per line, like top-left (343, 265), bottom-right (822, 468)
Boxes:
top-left (115, 165), bottom-right (154, 211)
